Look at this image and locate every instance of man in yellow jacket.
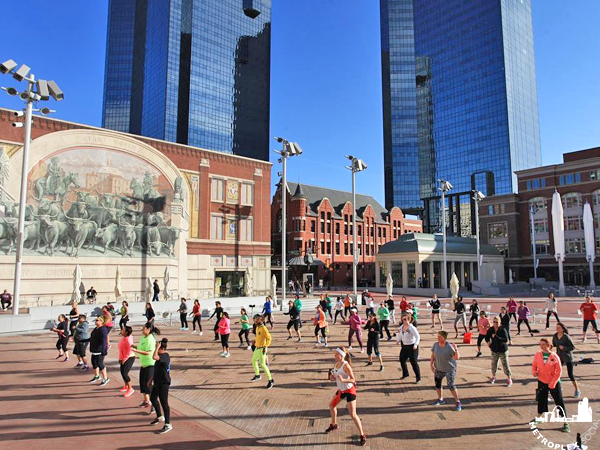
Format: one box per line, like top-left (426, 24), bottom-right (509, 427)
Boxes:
top-left (251, 314), bottom-right (274, 389)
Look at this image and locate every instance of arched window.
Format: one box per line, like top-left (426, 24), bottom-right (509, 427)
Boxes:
top-left (562, 192), bottom-right (582, 209)
top-left (592, 189), bottom-right (600, 206)
top-left (529, 197), bottom-right (547, 213)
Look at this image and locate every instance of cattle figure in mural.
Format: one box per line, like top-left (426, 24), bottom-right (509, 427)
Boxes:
top-left (0, 150), bottom-right (186, 258)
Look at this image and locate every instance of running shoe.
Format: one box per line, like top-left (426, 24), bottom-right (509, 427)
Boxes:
top-left (433, 399), bottom-right (446, 406)
top-left (119, 386), bottom-right (129, 392)
top-left (507, 379), bottom-right (513, 388)
top-left (490, 377), bottom-right (496, 384)
top-left (251, 375), bottom-right (262, 382)
top-left (74, 363), bottom-right (83, 369)
top-left (582, 338), bottom-right (587, 343)
top-left (149, 406), bottom-right (155, 415)
top-left (158, 424), bottom-right (173, 434)
top-left (314, 343), bottom-right (321, 347)
top-left (574, 390), bottom-right (581, 398)
top-left (379, 366), bottom-right (384, 372)
top-left (192, 330), bottom-right (197, 334)
top-left (387, 337), bottom-right (392, 341)
top-left (238, 343), bottom-right (246, 347)
top-left (63, 357), bottom-right (70, 362)
top-left (150, 416), bottom-right (165, 425)
top-left (55, 354), bottom-right (63, 359)
top-left (224, 352), bottom-right (231, 358)
top-left (415, 379), bottom-right (421, 385)
top-left (516, 332), bottom-right (521, 336)
top-left (365, 362), bottom-right (373, 366)
top-left (360, 435), bottom-right (367, 447)
top-left (219, 351), bottom-right (226, 357)
top-left (124, 388), bottom-right (135, 398)
top-left (81, 365), bottom-right (90, 372)
top-left (324, 424), bottom-right (339, 433)
top-left (297, 338), bottom-right (301, 342)
top-left (199, 332), bottom-right (203, 336)
top-left (348, 346), bottom-right (353, 351)
top-left (562, 423), bottom-right (570, 433)
top-left (287, 336), bottom-right (292, 340)
top-left (360, 349), bottom-right (364, 353)
top-left (247, 346), bottom-right (252, 350)
top-left (88, 376), bottom-right (100, 383)
top-left (476, 352), bottom-right (482, 357)
top-left (180, 327), bottom-right (184, 331)
top-left (99, 378), bottom-right (110, 387)
top-left (138, 401), bottom-right (150, 408)
top-left (324, 343), bottom-right (328, 347)
top-left (266, 380), bottom-right (274, 389)
top-left (455, 401), bottom-right (462, 412)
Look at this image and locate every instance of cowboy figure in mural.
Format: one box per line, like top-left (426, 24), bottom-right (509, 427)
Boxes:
top-left (45, 156), bottom-right (63, 195)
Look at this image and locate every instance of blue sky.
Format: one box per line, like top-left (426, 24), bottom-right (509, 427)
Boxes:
top-left (1, 1), bottom-right (598, 206)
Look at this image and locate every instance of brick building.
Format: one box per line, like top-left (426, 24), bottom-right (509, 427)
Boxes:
top-left (271, 181), bottom-right (422, 287)
top-left (0, 107), bottom-right (272, 304)
top-left (479, 147), bottom-right (600, 285)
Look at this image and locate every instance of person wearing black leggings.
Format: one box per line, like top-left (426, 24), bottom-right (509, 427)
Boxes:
top-left (209, 301), bottom-right (224, 340)
top-left (119, 301), bottom-right (129, 330)
top-left (118, 326), bottom-right (136, 397)
top-left (238, 308), bottom-right (251, 348)
top-left (191, 299), bottom-right (202, 334)
top-left (178, 298), bottom-right (188, 331)
top-left (545, 293), bottom-right (560, 330)
top-left (150, 338), bottom-right (172, 434)
top-left (468, 300), bottom-right (480, 331)
top-left (552, 322), bottom-right (580, 398)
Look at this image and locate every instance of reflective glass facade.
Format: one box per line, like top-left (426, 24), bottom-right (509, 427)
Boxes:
top-left (380, 0), bottom-right (541, 235)
top-left (102, 0), bottom-right (271, 161)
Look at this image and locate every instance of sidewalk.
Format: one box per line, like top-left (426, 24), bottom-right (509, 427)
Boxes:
top-left (1, 309), bottom-right (598, 450)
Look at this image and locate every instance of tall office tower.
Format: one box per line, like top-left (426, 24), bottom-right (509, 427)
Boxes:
top-left (102, 0), bottom-right (271, 161)
top-left (380, 0), bottom-right (541, 236)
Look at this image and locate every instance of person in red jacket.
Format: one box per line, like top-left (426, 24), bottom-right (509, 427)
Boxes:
top-left (531, 338), bottom-right (569, 433)
top-left (399, 296), bottom-right (410, 313)
top-left (579, 296), bottom-right (600, 343)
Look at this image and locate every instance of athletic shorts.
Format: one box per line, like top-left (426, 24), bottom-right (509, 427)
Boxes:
top-left (287, 319), bottom-right (300, 331)
top-left (331, 386), bottom-right (357, 407)
top-left (91, 354), bottom-right (105, 370)
top-left (73, 340), bottom-right (89, 357)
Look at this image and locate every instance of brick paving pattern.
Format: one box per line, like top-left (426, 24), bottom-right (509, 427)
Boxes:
top-left (1, 295), bottom-right (599, 450)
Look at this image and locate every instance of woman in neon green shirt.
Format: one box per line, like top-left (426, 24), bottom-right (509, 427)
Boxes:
top-left (132, 322), bottom-right (159, 408)
top-left (238, 308), bottom-right (252, 349)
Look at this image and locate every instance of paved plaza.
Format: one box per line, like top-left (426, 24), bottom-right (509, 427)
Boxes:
top-left (1, 295), bottom-right (599, 450)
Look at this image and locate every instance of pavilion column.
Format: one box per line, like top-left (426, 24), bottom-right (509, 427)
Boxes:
top-left (460, 262), bottom-right (465, 287)
top-left (415, 260), bottom-right (423, 289)
top-left (402, 260), bottom-right (408, 288)
top-left (428, 261), bottom-right (434, 289)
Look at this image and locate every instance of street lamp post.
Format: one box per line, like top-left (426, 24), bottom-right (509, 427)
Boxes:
top-left (274, 137), bottom-right (302, 310)
top-left (1, 59), bottom-right (63, 315)
top-left (472, 190), bottom-right (485, 282)
top-left (345, 155), bottom-right (367, 298)
top-left (439, 179), bottom-right (453, 290)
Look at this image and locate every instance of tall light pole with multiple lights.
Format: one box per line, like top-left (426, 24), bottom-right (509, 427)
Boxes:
top-left (345, 155), bottom-right (367, 298)
top-left (274, 137), bottom-right (302, 310)
top-left (472, 190), bottom-right (485, 281)
top-left (1, 59), bottom-right (63, 315)
top-left (438, 179), bottom-right (453, 290)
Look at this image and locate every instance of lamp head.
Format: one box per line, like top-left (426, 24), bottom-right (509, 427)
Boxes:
top-left (274, 136), bottom-right (285, 143)
top-left (2, 86), bottom-right (18, 96)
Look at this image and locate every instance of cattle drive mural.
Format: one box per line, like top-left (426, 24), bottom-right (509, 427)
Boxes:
top-left (0, 147), bottom-right (185, 258)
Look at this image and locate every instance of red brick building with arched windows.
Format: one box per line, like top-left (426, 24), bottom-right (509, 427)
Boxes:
top-left (271, 181), bottom-right (422, 287)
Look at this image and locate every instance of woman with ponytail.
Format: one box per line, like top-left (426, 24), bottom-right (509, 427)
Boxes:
top-left (132, 322), bottom-right (160, 409)
top-left (150, 337), bottom-right (172, 434)
top-left (326, 347), bottom-right (367, 446)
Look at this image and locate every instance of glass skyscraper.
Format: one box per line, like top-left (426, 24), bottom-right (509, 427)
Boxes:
top-left (380, 0), bottom-right (541, 236)
top-left (102, 0), bottom-right (271, 161)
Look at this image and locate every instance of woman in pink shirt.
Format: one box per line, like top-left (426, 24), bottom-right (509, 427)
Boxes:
top-left (506, 297), bottom-right (518, 323)
top-left (347, 309), bottom-right (365, 353)
top-left (118, 326), bottom-right (135, 397)
top-left (218, 312), bottom-right (231, 358)
top-left (475, 311), bottom-right (491, 357)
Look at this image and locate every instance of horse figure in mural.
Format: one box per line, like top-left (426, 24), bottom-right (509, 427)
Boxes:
top-left (35, 172), bottom-right (80, 201)
top-left (130, 177), bottom-right (161, 201)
